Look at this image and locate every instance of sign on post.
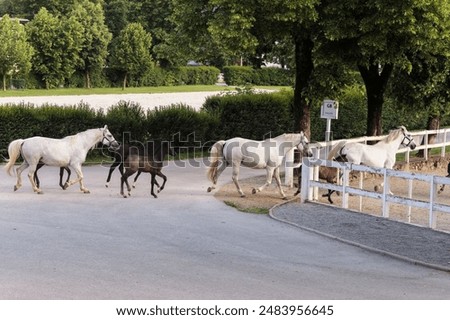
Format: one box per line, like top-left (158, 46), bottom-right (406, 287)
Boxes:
top-left (321, 100), bottom-right (339, 120)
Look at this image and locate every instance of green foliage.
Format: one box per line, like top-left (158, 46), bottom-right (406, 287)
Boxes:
top-left (71, 0), bottom-right (112, 88)
top-left (109, 22), bottom-right (153, 89)
top-left (223, 66), bottom-right (255, 86)
top-left (223, 66), bottom-right (293, 86)
top-left (0, 14), bottom-right (33, 90)
top-left (203, 91), bottom-right (294, 140)
top-left (0, 102), bottom-right (103, 156)
top-left (26, 7), bottom-right (83, 89)
top-left (146, 104), bottom-right (219, 147)
top-left (104, 100), bottom-right (147, 143)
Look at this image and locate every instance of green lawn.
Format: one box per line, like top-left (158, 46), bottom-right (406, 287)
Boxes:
top-left (0, 85), bottom-right (291, 97)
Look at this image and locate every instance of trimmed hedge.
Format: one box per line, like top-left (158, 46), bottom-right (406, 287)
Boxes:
top-left (202, 91), bottom-right (294, 140)
top-left (223, 66), bottom-right (294, 86)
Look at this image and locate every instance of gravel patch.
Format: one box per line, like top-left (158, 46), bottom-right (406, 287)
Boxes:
top-left (271, 201), bottom-right (450, 272)
top-left (0, 91), bottom-right (221, 111)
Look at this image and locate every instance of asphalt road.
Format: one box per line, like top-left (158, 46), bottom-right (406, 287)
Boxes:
top-left (1, 161), bottom-right (449, 299)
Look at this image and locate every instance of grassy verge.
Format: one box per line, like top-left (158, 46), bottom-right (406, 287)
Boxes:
top-left (0, 85), bottom-right (291, 97)
top-left (223, 200), bottom-right (270, 214)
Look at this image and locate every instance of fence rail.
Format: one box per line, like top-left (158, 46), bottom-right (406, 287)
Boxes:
top-left (300, 158), bottom-right (450, 230)
top-left (285, 127), bottom-right (450, 186)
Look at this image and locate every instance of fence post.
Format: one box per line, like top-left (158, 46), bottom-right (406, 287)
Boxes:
top-left (341, 164), bottom-right (350, 209)
top-left (382, 168), bottom-right (390, 218)
top-left (300, 157), bottom-right (311, 203)
top-left (429, 176), bottom-right (437, 229)
top-left (284, 148), bottom-right (294, 187)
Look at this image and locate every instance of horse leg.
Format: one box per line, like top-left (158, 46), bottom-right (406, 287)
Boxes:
top-left (272, 167), bottom-right (287, 200)
top-left (207, 160), bottom-right (227, 193)
top-left (27, 164), bottom-right (43, 194)
top-left (150, 173), bottom-right (158, 198)
top-left (120, 170), bottom-right (133, 198)
top-left (154, 170), bottom-right (166, 193)
top-left (14, 162), bottom-right (29, 191)
top-left (66, 164), bottom-right (89, 193)
top-left (132, 170), bottom-right (142, 188)
top-left (34, 163), bottom-right (45, 188)
top-left (61, 167), bottom-right (71, 190)
top-left (59, 167), bottom-right (69, 190)
top-left (322, 190), bottom-right (335, 204)
top-left (105, 160), bottom-right (120, 188)
top-left (438, 174), bottom-right (450, 194)
top-left (231, 163), bottom-right (246, 197)
top-left (252, 167), bottom-right (278, 196)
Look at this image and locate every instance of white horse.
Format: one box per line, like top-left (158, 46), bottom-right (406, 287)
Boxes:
top-left (5, 125), bottom-right (119, 194)
top-left (207, 132), bottom-right (313, 199)
top-left (328, 125), bottom-right (416, 192)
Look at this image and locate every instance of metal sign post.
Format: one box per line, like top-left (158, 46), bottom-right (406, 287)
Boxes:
top-left (320, 99), bottom-right (339, 143)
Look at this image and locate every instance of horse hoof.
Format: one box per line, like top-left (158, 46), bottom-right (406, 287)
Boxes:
top-left (83, 190), bottom-right (90, 194)
top-left (252, 188), bottom-right (257, 194)
top-left (13, 186), bottom-right (18, 192)
top-left (240, 194), bottom-right (246, 198)
top-left (63, 183), bottom-right (69, 190)
top-left (282, 197), bottom-right (288, 200)
top-left (105, 184), bottom-right (109, 188)
top-left (207, 187), bottom-right (213, 193)
top-left (374, 185), bottom-right (380, 192)
top-left (37, 191), bottom-right (44, 195)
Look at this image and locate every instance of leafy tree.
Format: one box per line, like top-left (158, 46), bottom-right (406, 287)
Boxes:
top-left (104, 0), bottom-right (131, 38)
top-left (321, 0), bottom-right (450, 136)
top-left (109, 22), bottom-right (153, 89)
top-left (71, 0), bottom-right (112, 88)
top-left (27, 8), bottom-right (83, 89)
top-left (171, 0), bottom-right (329, 137)
top-left (0, 14), bottom-right (33, 90)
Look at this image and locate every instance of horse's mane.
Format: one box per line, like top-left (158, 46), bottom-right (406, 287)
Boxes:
top-left (383, 126), bottom-right (406, 143)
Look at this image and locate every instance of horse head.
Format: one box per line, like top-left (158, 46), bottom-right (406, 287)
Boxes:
top-left (101, 125), bottom-right (120, 150)
top-left (398, 126), bottom-right (416, 150)
top-left (297, 132), bottom-right (313, 157)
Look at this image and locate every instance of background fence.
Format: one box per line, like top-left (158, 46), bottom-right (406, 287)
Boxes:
top-left (296, 128), bottom-right (450, 230)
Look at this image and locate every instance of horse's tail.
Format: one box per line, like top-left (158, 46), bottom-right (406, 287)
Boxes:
top-left (5, 139), bottom-right (24, 176)
top-left (207, 140), bottom-right (226, 183)
top-left (327, 140), bottom-right (347, 160)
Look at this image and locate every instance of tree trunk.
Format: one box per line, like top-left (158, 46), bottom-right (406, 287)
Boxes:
top-left (293, 34), bottom-right (314, 138)
top-left (122, 73), bottom-right (127, 90)
top-left (417, 115), bottom-right (440, 158)
top-left (85, 70), bottom-right (91, 89)
top-left (2, 74), bottom-right (6, 91)
top-left (358, 62), bottom-right (393, 137)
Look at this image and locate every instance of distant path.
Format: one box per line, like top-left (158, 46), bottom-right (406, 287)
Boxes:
top-left (0, 91), bottom-right (220, 111)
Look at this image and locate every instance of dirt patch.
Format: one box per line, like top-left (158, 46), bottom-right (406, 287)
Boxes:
top-left (214, 158), bottom-right (450, 232)
top-left (214, 175), bottom-right (294, 214)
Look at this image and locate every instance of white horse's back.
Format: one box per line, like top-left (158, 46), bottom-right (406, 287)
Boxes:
top-left (21, 137), bottom-right (73, 167)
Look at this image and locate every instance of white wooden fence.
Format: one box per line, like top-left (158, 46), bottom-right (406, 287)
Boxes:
top-left (300, 158), bottom-right (450, 229)
top-left (295, 128), bottom-right (450, 230)
top-left (285, 128), bottom-right (450, 186)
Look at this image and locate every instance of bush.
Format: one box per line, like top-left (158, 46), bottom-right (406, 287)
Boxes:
top-left (0, 103), bottom-right (103, 157)
top-left (223, 66), bottom-right (255, 86)
top-left (223, 66), bottom-right (294, 86)
top-left (146, 103), bottom-right (219, 148)
top-left (203, 91), bottom-right (294, 140)
top-left (104, 101), bottom-right (148, 144)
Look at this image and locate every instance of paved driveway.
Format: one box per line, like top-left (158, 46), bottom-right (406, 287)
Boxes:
top-left (0, 162), bottom-right (449, 299)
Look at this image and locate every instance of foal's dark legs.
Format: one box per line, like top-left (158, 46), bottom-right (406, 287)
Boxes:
top-left (60, 167), bottom-right (71, 190)
top-left (105, 160), bottom-right (122, 187)
top-left (120, 169), bottom-right (134, 198)
top-left (34, 164), bottom-right (70, 190)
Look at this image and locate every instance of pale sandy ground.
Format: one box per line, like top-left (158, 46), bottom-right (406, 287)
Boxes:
top-left (0, 91), bottom-right (221, 111)
top-left (214, 165), bottom-right (450, 233)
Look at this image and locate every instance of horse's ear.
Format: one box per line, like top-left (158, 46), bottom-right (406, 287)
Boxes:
top-left (103, 125), bottom-right (108, 130)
